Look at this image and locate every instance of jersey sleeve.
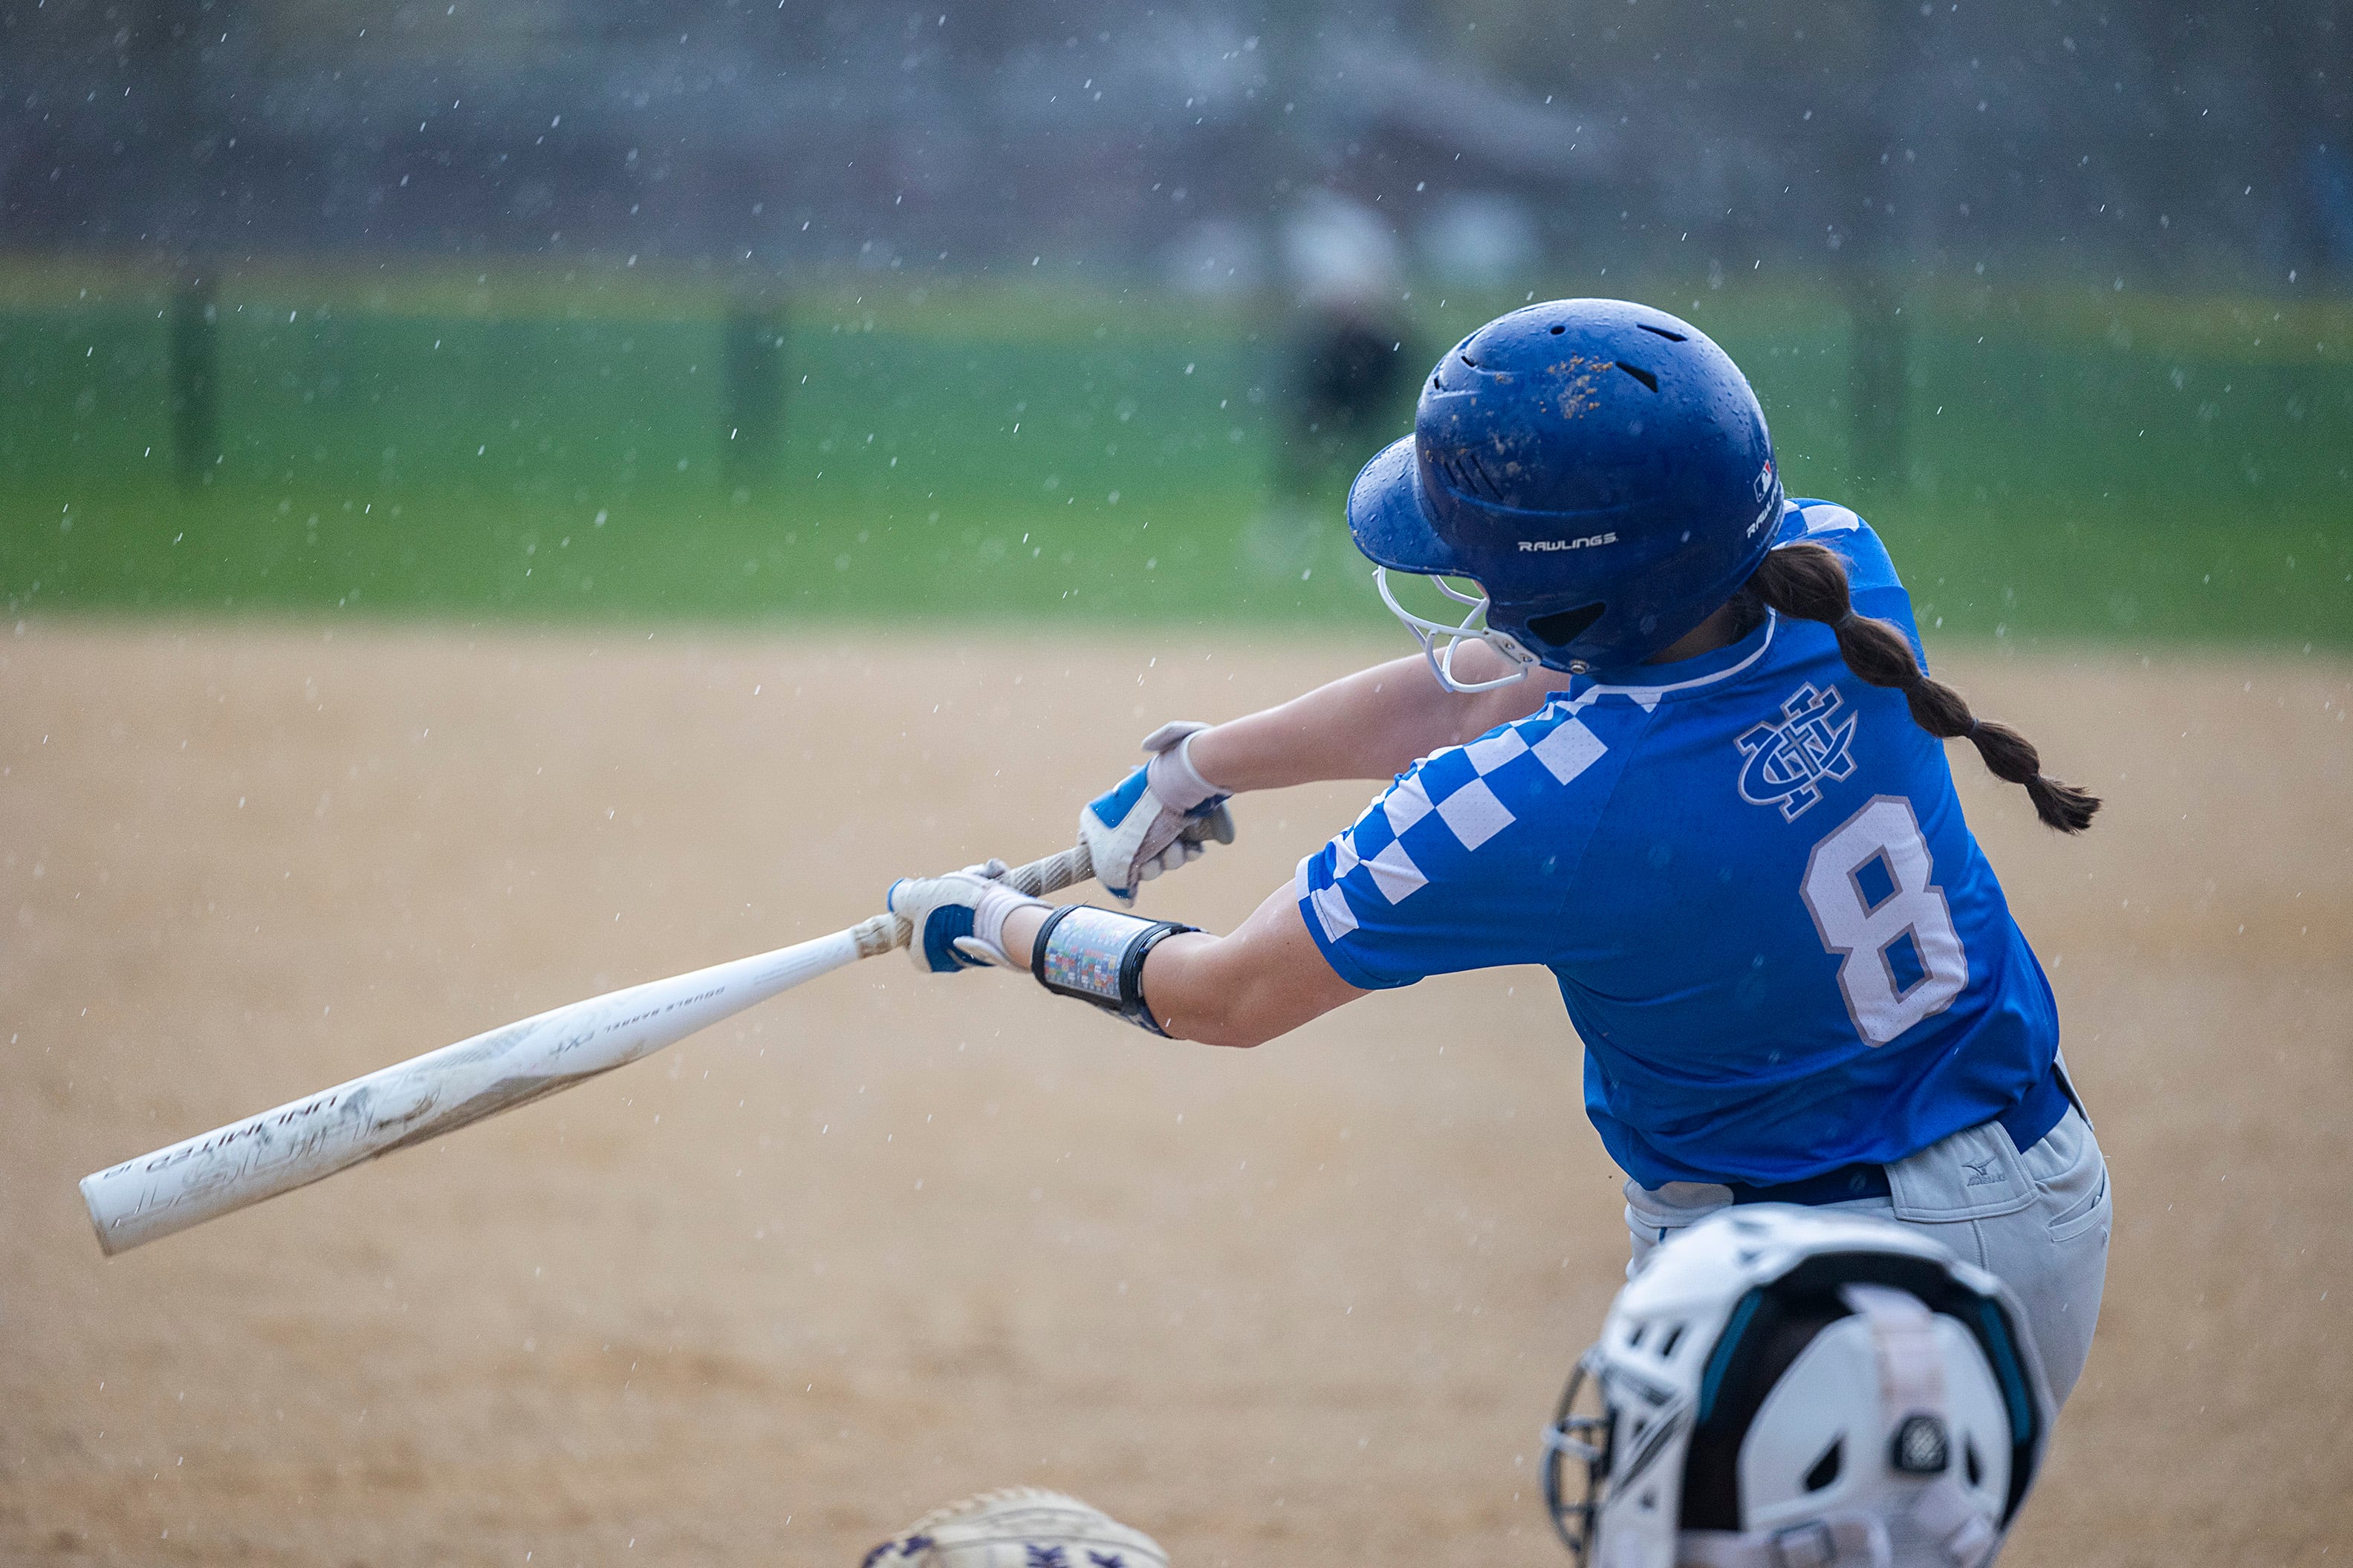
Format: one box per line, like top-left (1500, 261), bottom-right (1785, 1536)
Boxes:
top-left (1778, 498), bottom-right (1929, 663)
top-left (1294, 702), bottom-right (1633, 990)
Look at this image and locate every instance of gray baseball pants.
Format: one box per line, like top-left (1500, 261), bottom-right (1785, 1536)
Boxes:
top-left (1622, 1103), bottom-right (2112, 1404)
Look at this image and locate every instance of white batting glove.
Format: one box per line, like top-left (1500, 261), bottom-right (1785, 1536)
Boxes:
top-left (1077, 720), bottom-right (1237, 906)
top-left (886, 862), bottom-right (1046, 974)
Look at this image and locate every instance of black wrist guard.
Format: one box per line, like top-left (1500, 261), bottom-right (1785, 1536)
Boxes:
top-left (1030, 904), bottom-right (1197, 1036)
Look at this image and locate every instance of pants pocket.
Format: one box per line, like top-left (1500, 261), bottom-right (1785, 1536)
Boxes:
top-left (2045, 1159), bottom-right (2112, 1243)
top-left (2025, 1109), bottom-right (2112, 1242)
top-left (2042, 1171), bottom-right (2117, 1241)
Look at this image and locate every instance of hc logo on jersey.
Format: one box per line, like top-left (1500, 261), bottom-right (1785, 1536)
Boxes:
top-left (1736, 683), bottom-right (1858, 821)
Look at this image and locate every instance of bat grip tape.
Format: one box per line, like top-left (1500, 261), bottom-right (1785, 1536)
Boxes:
top-left (1028, 905), bottom-right (1196, 1035)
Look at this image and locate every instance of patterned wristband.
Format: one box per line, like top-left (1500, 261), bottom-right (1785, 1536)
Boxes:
top-left (1029, 905), bottom-right (1197, 1035)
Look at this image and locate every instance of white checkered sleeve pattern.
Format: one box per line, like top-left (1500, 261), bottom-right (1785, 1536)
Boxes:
top-left (1773, 500), bottom-right (1927, 677)
top-left (1779, 498), bottom-right (1910, 605)
top-left (1797, 501), bottom-right (1863, 536)
top-left (1295, 702), bottom-right (1625, 987)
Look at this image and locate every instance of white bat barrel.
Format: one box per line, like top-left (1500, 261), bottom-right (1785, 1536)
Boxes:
top-left (79, 927), bottom-right (872, 1255)
top-left (77, 827), bottom-right (1179, 1256)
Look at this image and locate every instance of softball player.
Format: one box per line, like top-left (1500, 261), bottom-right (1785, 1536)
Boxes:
top-left (889, 298), bottom-right (2113, 1405)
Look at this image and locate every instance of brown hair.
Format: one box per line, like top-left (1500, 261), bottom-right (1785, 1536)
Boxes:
top-left (1744, 543), bottom-right (2100, 833)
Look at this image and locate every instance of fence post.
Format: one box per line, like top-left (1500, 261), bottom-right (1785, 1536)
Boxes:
top-left (721, 298), bottom-right (788, 489)
top-left (169, 272), bottom-right (220, 489)
top-left (1845, 270), bottom-right (1909, 496)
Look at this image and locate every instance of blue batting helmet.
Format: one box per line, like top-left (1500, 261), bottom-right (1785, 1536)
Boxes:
top-left (1348, 299), bottom-right (1782, 682)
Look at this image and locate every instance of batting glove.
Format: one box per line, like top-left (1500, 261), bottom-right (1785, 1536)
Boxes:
top-left (886, 862), bottom-right (1046, 974)
top-left (1078, 720), bottom-right (1237, 905)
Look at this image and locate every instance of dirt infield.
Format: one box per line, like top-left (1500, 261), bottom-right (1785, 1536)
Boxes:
top-left (3, 622), bottom-right (2347, 1567)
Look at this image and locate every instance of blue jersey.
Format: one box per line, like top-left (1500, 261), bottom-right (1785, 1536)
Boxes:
top-left (1296, 499), bottom-right (2059, 1188)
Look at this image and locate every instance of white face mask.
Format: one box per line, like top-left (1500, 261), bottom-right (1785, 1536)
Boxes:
top-left (1372, 566), bottom-right (1542, 693)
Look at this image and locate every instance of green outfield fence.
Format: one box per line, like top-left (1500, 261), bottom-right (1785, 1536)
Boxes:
top-left (2, 255), bottom-right (2348, 647)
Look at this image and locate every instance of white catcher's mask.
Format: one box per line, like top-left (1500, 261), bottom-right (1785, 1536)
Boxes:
top-left (1545, 1208), bottom-right (2054, 1568)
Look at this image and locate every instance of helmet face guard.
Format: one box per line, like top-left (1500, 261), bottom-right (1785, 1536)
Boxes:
top-left (1370, 567), bottom-right (1538, 694)
top-left (1349, 300), bottom-right (1783, 682)
top-left (1542, 1350), bottom-right (1614, 1565)
top-left (1539, 1209), bottom-right (2056, 1568)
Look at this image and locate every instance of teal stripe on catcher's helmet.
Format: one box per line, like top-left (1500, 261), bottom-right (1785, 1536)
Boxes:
top-left (1348, 299), bottom-right (1783, 678)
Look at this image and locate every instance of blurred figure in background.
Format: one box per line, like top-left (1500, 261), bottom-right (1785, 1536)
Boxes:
top-left (1284, 305), bottom-right (1404, 482)
top-left (1253, 192), bottom-right (1418, 570)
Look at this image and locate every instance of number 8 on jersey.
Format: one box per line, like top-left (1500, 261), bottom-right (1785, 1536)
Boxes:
top-left (1800, 795), bottom-right (1967, 1046)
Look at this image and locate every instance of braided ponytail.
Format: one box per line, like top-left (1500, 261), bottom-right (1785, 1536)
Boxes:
top-left (1746, 543), bottom-right (2100, 833)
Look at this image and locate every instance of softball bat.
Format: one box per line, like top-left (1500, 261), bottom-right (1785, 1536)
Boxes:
top-left (79, 838), bottom-right (1122, 1255)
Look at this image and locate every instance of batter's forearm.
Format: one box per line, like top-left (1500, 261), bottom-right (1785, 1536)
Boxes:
top-left (996, 885), bottom-right (1366, 1049)
top-left (1137, 886), bottom-right (1369, 1047)
top-left (1187, 650), bottom-right (1547, 791)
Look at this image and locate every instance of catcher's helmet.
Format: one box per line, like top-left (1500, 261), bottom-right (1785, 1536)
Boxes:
top-left (1544, 1208), bottom-right (2053, 1568)
top-left (1348, 299), bottom-right (1781, 687)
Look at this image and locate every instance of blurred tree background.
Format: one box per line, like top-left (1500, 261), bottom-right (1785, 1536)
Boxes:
top-left (1, 0), bottom-right (2346, 643)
